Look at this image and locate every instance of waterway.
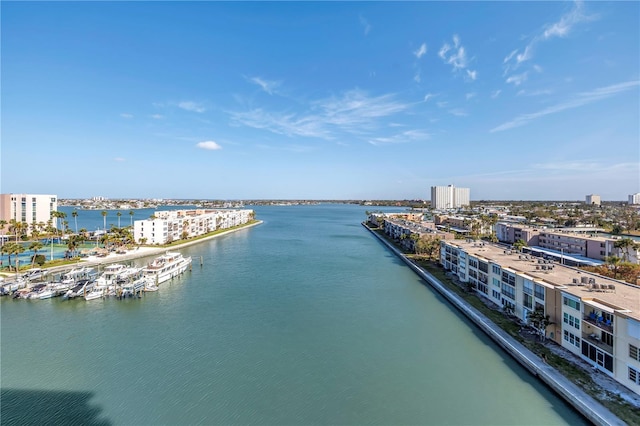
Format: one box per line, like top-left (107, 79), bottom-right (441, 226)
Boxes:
top-left (1, 204), bottom-right (589, 425)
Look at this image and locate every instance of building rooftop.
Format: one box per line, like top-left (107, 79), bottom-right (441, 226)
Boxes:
top-left (447, 240), bottom-right (640, 321)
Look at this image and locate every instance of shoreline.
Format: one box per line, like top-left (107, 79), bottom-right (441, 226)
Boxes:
top-left (1, 221), bottom-right (263, 277)
top-left (362, 222), bottom-right (623, 426)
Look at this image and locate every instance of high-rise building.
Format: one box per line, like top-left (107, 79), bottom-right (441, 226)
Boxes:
top-left (585, 194), bottom-right (601, 206)
top-left (629, 193), bottom-right (640, 205)
top-left (0, 193), bottom-right (58, 235)
top-left (430, 185), bottom-right (470, 209)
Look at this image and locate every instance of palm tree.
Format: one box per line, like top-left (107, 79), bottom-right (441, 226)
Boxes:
top-left (614, 238), bottom-right (637, 263)
top-left (29, 241), bottom-right (44, 268)
top-left (101, 211), bottom-right (107, 231)
top-left (117, 211), bottom-right (122, 228)
top-left (129, 210), bottom-right (134, 227)
top-left (1, 242), bottom-right (17, 270)
top-left (513, 239), bottom-right (527, 252)
top-left (0, 219), bottom-right (7, 241)
top-left (12, 243), bottom-right (26, 273)
top-left (72, 210), bottom-right (79, 234)
top-left (605, 255), bottom-right (622, 279)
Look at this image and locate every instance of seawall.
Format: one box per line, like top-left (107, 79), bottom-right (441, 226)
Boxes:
top-left (363, 223), bottom-right (624, 426)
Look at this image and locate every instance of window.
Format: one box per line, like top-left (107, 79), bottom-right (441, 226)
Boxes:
top-left (523, 280), bottom-right (532, 295)
top-left (630, 367), bottom-right (640, 385)
top-left (501, 283), bottom-right (515, 300)
top-left (563, 330), bottom-right (580, 348)
top-left (534, 284), bottom-right (545, 300)
top-left (492, 290), bottom-right (500, 299)
top-left (492, 278), bottom-right (501, 288)
top-left (492, 265), bottom-right (501, 274)
top-left (523, 294), bottom-right (533, 309)
top-left (563, 296), bottom-right (580, 311)
top-left (563, 313), bottom-right (580, 330)
top-left (630, 344), bottom-right (639, 361)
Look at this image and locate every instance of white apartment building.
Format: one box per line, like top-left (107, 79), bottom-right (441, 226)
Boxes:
top-left (440, 239), bottom-right (640, 395)
top-left (430, 185), bottom-right (470, 209)
top-left (629, 193), bottom-right (640, 205)
top-left (134, 209), bottom-right (254, 245)
top-left (0, 193), bottom-right (58, 234)
top-left (586, 194), bottom-right (601, 206)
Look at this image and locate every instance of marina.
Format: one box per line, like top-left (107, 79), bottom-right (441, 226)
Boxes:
top-left (1, 252), bottom-right (192, 301)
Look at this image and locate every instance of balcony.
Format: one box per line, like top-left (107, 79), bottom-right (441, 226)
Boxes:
top-left (583, 312), bottom-right (614, 333)
top-left (582, 331), bottom-right (613, 354)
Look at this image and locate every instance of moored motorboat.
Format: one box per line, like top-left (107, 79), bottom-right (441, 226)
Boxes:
top-left (142, 252), bottom-right (192, 286)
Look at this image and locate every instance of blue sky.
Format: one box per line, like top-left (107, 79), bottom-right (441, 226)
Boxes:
top-left (2, 1), bottom-right (638, 201)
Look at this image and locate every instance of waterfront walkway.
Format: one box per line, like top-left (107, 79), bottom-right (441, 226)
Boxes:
top-left (363, 223), bottom-right (625, 426)
top-left (1, 221), bottom-right (262, 278)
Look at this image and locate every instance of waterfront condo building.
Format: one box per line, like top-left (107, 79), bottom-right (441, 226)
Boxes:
top-left (440, 239), bottom-right (640, 395)
top-left (630, 193), bottom-right (640, 205)
top-left (586, 194), bottom-right (601, 206)
top-left (430, 185), bottom-right (470, 210)
top-left (134, 209), bottom-right (254, 245)
top-left (0, 193), bottom-right (58, 238)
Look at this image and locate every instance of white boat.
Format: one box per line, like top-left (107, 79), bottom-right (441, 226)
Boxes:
top-left (95, 264), bottom-right (128, 288)
top-left (84, 287), bottom-right (104, 301)
top-left (38, 287), bottom-right (57, 299)
top-left (60, 267), bottom-right (98, 285)
top-left (144, 282), bottom-right (159, 292)
top-left (64, 279), bottom-right (94, 299)
top-left (22, 268), bottom-right (49, 282)
top-left (143, 252), bottom-right (192, 286)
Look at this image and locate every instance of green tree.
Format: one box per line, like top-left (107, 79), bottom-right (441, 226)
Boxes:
top-left (513, 239), bottom-right (527, 252)
top-left (72, 210), bottom-right (79, 233)
top-left (614, 238), bottom-right (638, 263)
top-left (28, 241), bottom-right (44, 268)
top-left (527, 307), bottom-right (552, 341)
top-left (605, 255), bottom-right (623, 279)
top-left (117, 211), bottom-right (122, 228)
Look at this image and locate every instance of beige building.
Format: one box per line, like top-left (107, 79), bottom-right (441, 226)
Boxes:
top-left (134, 209), bottom-right (254, 245)
top-left (440, 239), bottom-right (640, 395)
top-left (0, 193), bottom-right (58, 236)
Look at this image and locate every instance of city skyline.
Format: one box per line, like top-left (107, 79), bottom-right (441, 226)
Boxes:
top-left (2, 1), bottom-right (638, 201)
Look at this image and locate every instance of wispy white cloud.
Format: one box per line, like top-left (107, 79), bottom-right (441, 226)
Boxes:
top-left (448, 108), bottom-right (468, 117)
top-left (424, 93), bottom-right (435, 102)
top-left (504, 1), bottom-right (596, 81)
top-left (114, 157), bottom-right (126, 162)
top-left (150, 114), bottom-right (165, 120)
top-left (465, 92), bottom-right (476, 100)
top-left (414, 43), bottom-right (427, 59)
top-left (506, 72), bottom-right (528, 86)
top-left (491, 90), bottom-right (502, 99)
top-left (436, 101), bottom-right (448, 108)
top-left (120, 113), bottom-right (133, 119)
top-left (196, 141), bottom-right (222, 150)
top-left (359, 15), bottom-right (371, 35)
top-left (249, 76), bottom-right (281, 95)
top-left (230, 89), bottom-right (412, 140)
top-left (491, 80), bottom-right (639, 132)
top-left (438, 34), bottom-right (476, 81)
top-left (413, 72), bottom-right (421, 83)
top-left (368, 129), bottom-right (431, 146)
top-left (516, 89), bottom-right (553, 97)
top-left (178, 101), bottom-right (206, 113)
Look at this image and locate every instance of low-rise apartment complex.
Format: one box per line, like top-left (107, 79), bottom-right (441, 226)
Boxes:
top-left (134, 209), bottom-right (254, 245)
top-left (495, 222), bottom-right (639, 264)
top-left (440, 239), bottom-right (640, 395)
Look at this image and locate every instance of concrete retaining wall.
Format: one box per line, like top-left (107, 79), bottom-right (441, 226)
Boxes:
top-left (364, 223), bottom-right (624, 426)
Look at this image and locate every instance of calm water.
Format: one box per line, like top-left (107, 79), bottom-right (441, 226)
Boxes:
top-left (1, 204), bottom-right (588, 425)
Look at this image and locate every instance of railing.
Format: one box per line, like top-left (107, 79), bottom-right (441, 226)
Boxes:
top-left (583, 314), bottom-right (613, 333)
top-left (582, 332), bottom-right (614, 355)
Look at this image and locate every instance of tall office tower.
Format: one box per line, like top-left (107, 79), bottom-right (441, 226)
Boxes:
top-left (430, 185), bottom-right (470, 209)
top-left (586, 194), bottom-right (601, 206)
